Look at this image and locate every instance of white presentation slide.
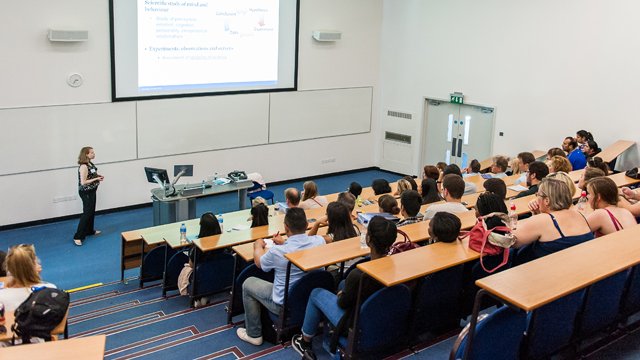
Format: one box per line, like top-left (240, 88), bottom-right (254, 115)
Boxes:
top-left (138, 0), bottom-right (279, 90)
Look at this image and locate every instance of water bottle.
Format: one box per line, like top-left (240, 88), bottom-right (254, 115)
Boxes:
top-left (180, 223), bottom-right (187, 243)
top-left (356, 195), bottom-right (363, 207)
top-left (201, 180), bottom-right (205, 190)
top-left (360, 220), bottom-right (369, 249)
top-left (217, 214), bottom-right (224, 231)
top-left (577, 191), bottom-right (588, 211)
top-left (508, 201), bottom-right (518, 230)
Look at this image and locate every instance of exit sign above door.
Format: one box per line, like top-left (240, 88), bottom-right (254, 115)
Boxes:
top-left (450, 92), bottom-right (464, 104)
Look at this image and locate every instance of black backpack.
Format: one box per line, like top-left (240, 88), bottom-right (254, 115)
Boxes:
top-left (11, 287), bottom-right (70, 344)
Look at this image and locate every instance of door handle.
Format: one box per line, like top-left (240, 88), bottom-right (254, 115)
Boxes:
top-left (457, 136), bottom-right (463, 157)
top-left (451, 137), bottom-right (457, 157)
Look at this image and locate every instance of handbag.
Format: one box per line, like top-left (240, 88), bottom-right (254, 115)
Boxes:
top-left (388, 229), bottom-right (419, 255)
top-left (625, 168), bottom-right (640, 179)
top-left (459, 213), bottom-right (515, 273)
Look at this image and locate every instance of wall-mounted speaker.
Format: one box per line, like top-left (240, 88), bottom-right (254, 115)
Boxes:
top-left (312, 30), bottom-right (342, 42)
top-left (48, 29), bottom-right (89, 42)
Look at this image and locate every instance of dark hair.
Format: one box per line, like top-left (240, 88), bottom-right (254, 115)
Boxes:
top-left (587, 156), bottom-right (609, 175)
top-left (326, 202), bottom-right (358, 241)
top-left (587, 177), bottom-right (619, 206)
top-left (250, 203), bottom-right (269, 228)
top-left (528, 161), bottom-right (550, 182)
top-left (469, 159), bottom-right (481, 173)
top-left (436, 162), bottom-right (447, 171)
top-left (517, 152), bottom-right (536, 165)
top-left (371, 179), bottom-right (392, 195)
top-left (400, 190), bottom-right (422, 217)
top-left (442, 174), bottom-right (465, 199)
top-left (443, 164), bottom-right (463, 177)
top-left (430, 212), bottom-right (461, 243)
top-left (564, 137), bottom-right (578, 151)
top-left (348, 182), bottom-right (363, 197)
top-left (483, 178), bottom-right (507, 199)
top-left (547, 147), bottom-right (566, 158)
top-left (0, 250), bottom-right (6, 277)
top-left (198, 212), bottom-right (222, 238)
top-left (337, 192), bottom-right (356, 213)
top-left (421, 178), bottom-right (441, 204)
top-left (423, 165), bottom-right (440, 180)
top-left (475, 192), bottom-right (508, 229)
top-left (403, 176), bottom-right (418, 191)
top-left (378, 194), bottom-right (400, 215)
top-left (285, 188), bottom-right (301, 206)
top-left (585, 140), bottom-right (601, 156)
top-left (492, 156), bottom-right (509, 172)
top-left (284, 208), bottom-right (308, 233)
top-left (367, 216), bottom-right (398, 255)
top-left (576, 130), bottom-right (593, 141)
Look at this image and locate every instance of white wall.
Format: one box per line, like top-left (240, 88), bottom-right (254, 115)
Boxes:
top-left (379, 0), bottom-right (640, 175)
top-left (0, 0), bottom-right (382, 225)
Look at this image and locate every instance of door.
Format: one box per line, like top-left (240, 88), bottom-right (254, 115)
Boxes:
top-left (422, 99), bottom-right (495, 170)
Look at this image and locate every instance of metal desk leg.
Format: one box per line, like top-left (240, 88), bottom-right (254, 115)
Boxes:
top-left (161, 245), bottom-right (169, 297)
top-left (239, 188), bottom-right (248, 210)
top-left (139, 240), bottom-right (146, 288)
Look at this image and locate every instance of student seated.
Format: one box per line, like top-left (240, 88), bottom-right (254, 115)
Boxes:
top-left (424, 174), bottom-right (469, 220)
top-left (397, 190), bottom-right (423, 226)
top-left (511, 178), bottom-right (594, 265)
top-left (472, 192), bottom-right (511, 277)
top-left (576, 130), bottom-right (593, 152)
top-left (420, 178), bottom-right (441, 204)
top-left (427, 212), bottom-right (461, 245)
top-left (336, 191), bottom-right (357, 218)
top-left (587, 156), bottom-right (610, 175)
top-left (585, 177), bottom-right (637, 237)
top-left (377, 194), bottom-right (401, 215)
top-left (291, 216), bottom-right (397, 359)
top-left (490, 156), bottom-right (509, 178)
top-left (371, 179), bottom-right (392, 195)
top-left (563, 137), bottom-right (587, 170)
top-left (546, 171), bottom-right (577, 197)
top-left (0, 244), bottom-right (56, 311)
top-left (423, 165), bottom-right (440, 181)
top-left (547, 155), bottom-right (573, 173)
top-left (514, 152), bottom-right (536, 184)
top-left (483, 178), bottom-right (507, 200)
top-left (402, 176), bottom-right (419, 192)
top-left (277, 188), bottom-right (301, 213)
top-left (514, 161), bottom-right (549, 199)
top-left (444, 164), bottom-right (477, 195)
top-left (577, 167), bottom-right (606, 191)
top-left (299, 181), bottom-right (329, 210)
top-left (237, 208), bottom-right (327, 346)
top-left (463, 159), bottom-right (481, 178)
top-left (394, 179), bottom-right (412, 197)
top-left (308, 202), bottom-right (358, 242)
top-left (250, 200), bottom-right (269, 228)
top-left (583, 139), bottom-right (601, 160)
top-left (348, 182), bottom-right (363, 199)
top-left (546, 147), bottom-right (566, 160)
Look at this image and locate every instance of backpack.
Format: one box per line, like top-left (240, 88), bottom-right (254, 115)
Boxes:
top-left (11, 287), bottom-right (70, 344)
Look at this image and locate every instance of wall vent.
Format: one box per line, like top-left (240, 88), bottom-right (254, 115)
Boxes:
top-left (387, 110), bottom-right (412, 120)
top-left (385, 131), bottom-right (412, 144)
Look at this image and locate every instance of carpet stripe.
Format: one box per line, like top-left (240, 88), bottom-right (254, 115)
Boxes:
top-left (105, 326), bottom-right (199, 356)
top-left (70, 284), bottom-right (162, 307)
top-left (194, 346), bottom-right (244, 360)
top-left (71, 312), bottom-right (164, 337)
top-left (69, 300), bottom-right (141, 323)
top-left (238, 344), bottom-right (286, 360)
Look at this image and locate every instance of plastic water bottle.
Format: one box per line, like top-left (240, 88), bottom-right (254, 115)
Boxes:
top-left (180, 223), bottom-right (187, 243)
top-left (356, 195), bottom-right (363, 207)
top-left (360, 220), bottom-right (369, 249)
top-left (508, 201), bottom-right (518, 230)
top-left (217, 214), bottom-right (224, 231)
top-left (577, 191), bottom-right (588, 211)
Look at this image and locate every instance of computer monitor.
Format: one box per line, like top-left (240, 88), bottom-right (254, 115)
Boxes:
top-left (144, 167), bottom-right (170, 185)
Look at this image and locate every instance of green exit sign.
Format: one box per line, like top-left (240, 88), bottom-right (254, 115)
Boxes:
top-left (450, 92), bottom-right (464, 104)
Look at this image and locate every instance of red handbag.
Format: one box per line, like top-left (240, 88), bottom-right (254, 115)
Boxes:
top-left (459, 214), bottom-right (513, 273)
top-left (388, 229), bottom-right (419, 255)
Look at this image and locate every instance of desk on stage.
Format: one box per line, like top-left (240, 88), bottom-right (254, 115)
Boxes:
top-left (151, 180), bottom-right (252, 225)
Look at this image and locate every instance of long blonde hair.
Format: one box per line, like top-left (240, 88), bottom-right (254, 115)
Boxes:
top-left (301, 181), bottom-right (319, 202)
top-left (6, 244), bottom-right (40, 287)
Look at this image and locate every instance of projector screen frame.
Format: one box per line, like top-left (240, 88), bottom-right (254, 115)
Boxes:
top-left (108, 0), bottom-right (300, 102)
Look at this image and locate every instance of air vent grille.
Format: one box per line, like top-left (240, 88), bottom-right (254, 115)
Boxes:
top-left (387, 110), bottom-right (412, 120)
top-left (385, 131), bottom-right (412, 144)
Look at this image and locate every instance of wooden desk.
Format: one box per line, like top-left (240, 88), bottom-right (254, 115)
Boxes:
top-left (608, 172), bottom-right (640, 188)
top-left (0, 335), bottom-right (106, 359)
top-left (476, 223), bottom-right (640, 311)
top-left (357, 238), bottom-right (479, 287)
top-left (478, 150), bottom-right (546, 172)
top-left (598, 140), bottom-right (636, 163)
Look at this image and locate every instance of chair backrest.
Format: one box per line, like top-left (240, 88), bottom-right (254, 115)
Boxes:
top-left (411, 265), bottom-right (464, 336)
top-left (451, 306), bottom-right (527, 360)
top-left (352, 284), bottom-right (412, 354)
top-left (578, 269), bottom-right (629, 337)
top-left (189, 251), bottom-right (236, 296)
top-left (622, 264), bottom-right (640, 316)
top-left (282, 269), bottom-right (335, 327)
top-left (231, 264), bottom-right (275, 316)
top-left (142, 245), bottom-right (176, 280)
top-left (164, 250), bottom-right (188, 288)
top-left (524, 288), bottom-right (586, 359)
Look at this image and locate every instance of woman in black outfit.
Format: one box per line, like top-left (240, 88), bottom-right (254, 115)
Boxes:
top-left (73, 146), bottom-right (104, 246)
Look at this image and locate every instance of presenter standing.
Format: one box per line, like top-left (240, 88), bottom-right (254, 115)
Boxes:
top-left (73, 146), bottom-right (104, 246)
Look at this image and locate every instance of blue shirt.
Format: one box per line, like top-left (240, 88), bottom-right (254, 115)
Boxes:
top-left (567, 148), bottom-right (587, 170)
top-left (259, 233), bottom-right (326, 305)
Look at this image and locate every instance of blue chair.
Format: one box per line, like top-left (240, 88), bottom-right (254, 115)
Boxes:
top-left (337, 284), bottom-right (412, 358)
top-left (523, 289), bottom-right (586, 359)
top-left (577, 269), bottom-right (629, 339)
top-left (622, 264), bottom-right (640, 318)
top-left (247, 181), bottom-right (275, 204)
top-left (227, 264), bottom-right (275, 321)
top-left (189, 250), bottom-right (236, 299)
top-left (141, 245), bottom-right (176, 284)
top-left (450, 307), bottom-right (527, 360)
top-left (268, 269), bottom-right (335, 343)
top-left (411, 265), bottom-right (464, 338)
top-left (164, 250), bottom-right (188, 291)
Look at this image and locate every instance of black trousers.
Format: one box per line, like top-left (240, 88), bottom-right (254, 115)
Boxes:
top-left (74, 189), bottom-right (97, 240)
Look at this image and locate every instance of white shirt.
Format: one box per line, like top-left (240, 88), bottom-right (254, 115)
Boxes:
top-left (299, 196), bottom-right (329, 210)
top-left (423, 202), bottom-right (469, 220)
top-left (0, 282), bottom-right (56, 310)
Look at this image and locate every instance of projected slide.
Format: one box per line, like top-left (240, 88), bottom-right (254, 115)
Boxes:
top-left (138, 0), bottom-right (279, 91)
